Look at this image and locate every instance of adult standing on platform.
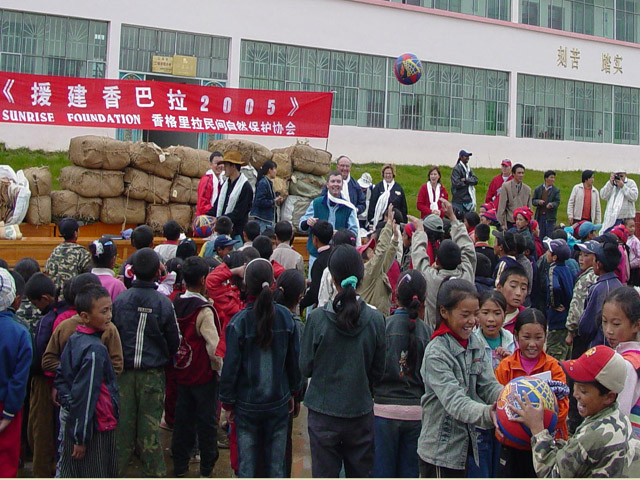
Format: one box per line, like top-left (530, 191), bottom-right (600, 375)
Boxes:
top-left (485, 159), bottom-right (513, 210)
top-left (532, 170), bottom-right (561, 240)
top-left (417, 166), bottom-right (448, 219)
top-left (600, 170), bottom-right (638, 233)
top-left (497, 163), bottom-right (532, 230)
top-left (567, 170), bottom-right (601, 226)
top-left (196, 151), bottom-right (224, 217)
top-left (450, 149), bottom-right (479, 214)
top-left (206, 150), bottom-right (254, 246)
top-left (300, 171), bottom-right (359, 269)
top-left (368, 164), bottom-right (408, 229)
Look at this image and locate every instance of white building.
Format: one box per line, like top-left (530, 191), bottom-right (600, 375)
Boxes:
top-left (1, 0), bottom-right (640, 172)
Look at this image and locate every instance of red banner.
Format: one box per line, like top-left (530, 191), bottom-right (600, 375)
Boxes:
top-left (0, 72), bottom-right (333, 138)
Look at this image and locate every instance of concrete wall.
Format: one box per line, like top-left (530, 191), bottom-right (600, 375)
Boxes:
top-left (2, 0), bottom-right (640, 171)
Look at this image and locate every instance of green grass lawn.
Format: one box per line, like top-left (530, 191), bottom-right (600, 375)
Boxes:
top-left (0, 146), bottom-right (618, 226)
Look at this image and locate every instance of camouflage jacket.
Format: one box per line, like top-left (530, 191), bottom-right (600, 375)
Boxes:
top-left (565, 267), bottom-right (597, 334)
top-left (15, 297), bottom-right (40, 339)
top-left (44, 242), bottom-right (92, 293)
top-left (531, 402), bottom-right (638, 477)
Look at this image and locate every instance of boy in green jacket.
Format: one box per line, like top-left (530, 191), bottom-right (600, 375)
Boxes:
top-left (512, 345), bottom-right (640, 477)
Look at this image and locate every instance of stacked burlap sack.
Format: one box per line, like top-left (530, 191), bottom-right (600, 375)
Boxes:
top-left (24, 166), bottom-right (52, 225)
top-left (209, 140), bottom-right (331, 233)
top-left (47, 136), bottom-right (210, 233)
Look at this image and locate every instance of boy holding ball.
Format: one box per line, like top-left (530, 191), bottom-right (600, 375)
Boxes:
top-left (513, 345), bottom-right (640, 477)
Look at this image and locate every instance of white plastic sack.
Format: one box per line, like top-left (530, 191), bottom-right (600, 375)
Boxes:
top-left (0, 165), bottom-right (31, 225)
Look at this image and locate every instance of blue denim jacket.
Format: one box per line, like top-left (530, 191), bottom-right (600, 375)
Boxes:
top-left (578, 271), bottom-right (622, 347)
top-left (219, 303), bottom-right (301, 412)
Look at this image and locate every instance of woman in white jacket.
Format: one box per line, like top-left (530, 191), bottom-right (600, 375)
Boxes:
top-left (567, 170), bottom-right (602, 225)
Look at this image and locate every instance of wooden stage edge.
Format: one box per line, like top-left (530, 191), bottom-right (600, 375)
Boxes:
top-left (0, 223), bottom-right (310, 268)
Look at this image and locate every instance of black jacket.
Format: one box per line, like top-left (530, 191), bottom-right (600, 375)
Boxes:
top-left (112, 280), bottom-right (181, 370)
top-left (450, 160), bottom-right (479, 204)
top-left (299, 247), bottom-right (331, 311)
top-left (367, 181), bottom-right (408, 227)
top-left (208, 175), bottom-right (254, 238)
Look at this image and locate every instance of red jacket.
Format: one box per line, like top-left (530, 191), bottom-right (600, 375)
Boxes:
top-left (417, 183), bottom-right (448, 218)
top-left (205, 263), bottom-right (244, 357)
top-left (196, 172), bottom-right (219, 217)
top-left (272, 260), bottom-right (285, 280)
top-left (485, 174), bottom-right (513, 209)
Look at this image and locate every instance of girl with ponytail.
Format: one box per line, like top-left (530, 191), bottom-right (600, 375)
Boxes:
top-left (300, 244), bottom-right (386, 478)
top-left (372, 270), bottom-right (431, 478)
top-left (89, 237), bottom-right (125, 302)
top-left (219, 258), bottom-right (302, 477)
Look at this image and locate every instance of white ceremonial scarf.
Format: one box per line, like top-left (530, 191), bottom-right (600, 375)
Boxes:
top-left (373, 180), bottom-right (395, 229)
top-left (327, 191), bottom-right (358, 217)
top-left (602, 183), bottom-right (625, 233)
top-left (217, 173), bottom-right (248, 217)
top-left (461, 162), bottom-right (477, 210)
top-left (206, 170), bottom-right (220, 208)
top-left (427, 182), bottom-right (441, 212)
top-left (341, 175), bottom-right (351, 204)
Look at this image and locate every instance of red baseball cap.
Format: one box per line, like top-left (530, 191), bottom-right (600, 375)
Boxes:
top-left (560, 345), bottom-right (627, 393)
top-left (501, 159), bottom-right (512, 166)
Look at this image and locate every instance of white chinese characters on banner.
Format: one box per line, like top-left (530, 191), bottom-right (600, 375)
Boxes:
top-left (31, 82), bottom-right (52, 106)
top-left (135, 87), bottom-right (154, 107)
top-left (102, 86), bottom-right (121, 109)
top-left (68, 85), bottom-right (88, 108)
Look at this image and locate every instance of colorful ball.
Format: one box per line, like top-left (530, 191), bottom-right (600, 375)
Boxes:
top-left (394, 53), bottom-right (423, 85)
top-left (496, 376), bottom-right (559, 450)
top-left (192, 215), bottom-right (215, 238)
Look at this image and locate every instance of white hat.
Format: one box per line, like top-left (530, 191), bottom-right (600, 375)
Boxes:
top-left (0, 268), bottom-right (16, 311)
top-left (357, 173), bottom-right (373, 188)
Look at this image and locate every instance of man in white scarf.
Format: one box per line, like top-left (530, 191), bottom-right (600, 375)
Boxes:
top-left (207, 150), bottom-right (253, 247)
top-left (300, 171), bottom-right (359, 270)
top-left (196, 151), bottom-right (224, 217)
top-left (336, 155), bottom-right (366, 214)
top-left (600, 171), bottom-right (638, 233)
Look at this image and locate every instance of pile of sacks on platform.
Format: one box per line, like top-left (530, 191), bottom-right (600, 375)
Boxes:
top-left (24, 136), bottom-right (213, 234)
top-left (208, 138), bottom-right (332, 233)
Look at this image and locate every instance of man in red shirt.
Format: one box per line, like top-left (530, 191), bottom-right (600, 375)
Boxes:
top-left (196, 151), bottom-right (224, 216)
top-left (485, 159), bottom-right (513, 209)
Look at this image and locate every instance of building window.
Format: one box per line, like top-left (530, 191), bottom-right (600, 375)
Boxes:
top-left (240, 40), bottom-right (509, 136)
top-left (119, 25), bottom-right (229, 80)
top-left (384, 0), bottom-right (510, 20)
top-left (0, 9), bottom-right (107, 78)
top-left (519, 1), bottom-right (640, 43)
top-left (517, 73), bottom-right (638, 144)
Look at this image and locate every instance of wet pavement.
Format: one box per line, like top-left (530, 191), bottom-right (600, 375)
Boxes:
top-left (20, 405), bottom-right (313, 478)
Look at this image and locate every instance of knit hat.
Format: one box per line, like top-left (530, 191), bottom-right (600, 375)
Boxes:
top-left (0, 268), bottom-right (16, 311)
top-left (404, 222), bottom-right (416, 239)
top-left (561, 346), bottom-right (627, 394)
top-left (513, 206), bottom-right (533, 224)
top-left (611, 224), bottom-right (629, 243)
top-left (481, 209), bottom-right (498, 223)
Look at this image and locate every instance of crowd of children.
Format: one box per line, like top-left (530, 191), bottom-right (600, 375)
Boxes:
top-left (1, 182), bottom-right (640, 479)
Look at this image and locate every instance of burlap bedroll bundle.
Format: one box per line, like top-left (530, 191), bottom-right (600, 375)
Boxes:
top-left (169, 175), bottom-right (199, 204)
top-left (23, 166), bottom-right (52, 197)
top-left (208, 139), bottom-right (273, 170)
top-left (147, 204), bottom-right (192, 233)
top-left (129, 141), bottom-right (181, 180)
top-left (25, 196), bottom-right (51, 225)
top-left (123, 168), bottom-right (171, 205)
top-left (51, 191), bottom-right (102, 222)
top-left (166, 146), bottom-right (210, 178)
top-left (100, 197), bottom-right (146, 224)
top-left (59, 166), bottom-right (124, 198)
top-left (69, 135), bottom-right (131, 170)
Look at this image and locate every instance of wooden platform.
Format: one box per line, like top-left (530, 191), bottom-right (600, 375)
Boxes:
top-left (0, 223), bottom-right (310, 268)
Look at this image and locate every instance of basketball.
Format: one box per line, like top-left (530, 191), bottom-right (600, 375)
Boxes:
top-left (192, 215), bottom-right (215, 238)
top-left (394, 53), bottom-right (423, 85)
top-left (495, 376), bottom-right (559, 450)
